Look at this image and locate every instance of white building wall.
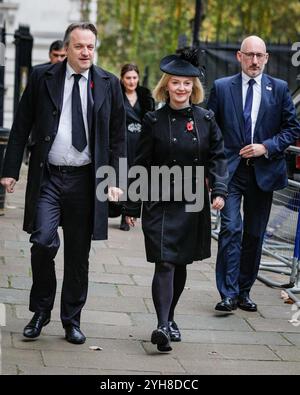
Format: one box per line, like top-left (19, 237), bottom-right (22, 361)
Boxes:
top-left (2, 0), bottom-right (98, 128)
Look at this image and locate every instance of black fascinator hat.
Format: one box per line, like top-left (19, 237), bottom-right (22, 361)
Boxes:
top-left (160, 49), bottom-right (200, 77)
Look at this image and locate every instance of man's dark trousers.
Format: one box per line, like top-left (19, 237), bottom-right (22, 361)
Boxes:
top-left (216, 160), bottom-right (273, 299)
top-left (29, 165), bottom-right (93, 328)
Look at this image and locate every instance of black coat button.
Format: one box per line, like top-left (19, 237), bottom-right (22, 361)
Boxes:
top-left (172, 159), bottom-right (177, 163)
top-left (173, 138), bottom-right (177, 143)
top-left (44, 136), bottom-right (50, 142)
top-left (40, 162), bottom-right (44, 168)
top-left (194, 158), bottom-right (199, 163)
top-left (53, 110), bottom-right (58, 116)
top-left (193, 137), bottom-right (197, 142)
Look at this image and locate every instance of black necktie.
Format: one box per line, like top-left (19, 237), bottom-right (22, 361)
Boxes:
top-left (243, 79), bottom-right (256, 145)
top-left (72, 74), bottom-right (87, 152)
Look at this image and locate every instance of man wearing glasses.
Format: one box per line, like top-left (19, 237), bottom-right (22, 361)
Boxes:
top-left (208, 35), bottom-right (300, 312)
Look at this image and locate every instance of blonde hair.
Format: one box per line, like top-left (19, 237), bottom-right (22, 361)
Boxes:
top-left (153, 73), bottom-right (204, 104)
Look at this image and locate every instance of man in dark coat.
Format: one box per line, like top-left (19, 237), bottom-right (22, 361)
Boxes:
top-left (208, 35), bottom-right (300, 312)
top-left (48, 40), bottom-right (66, 64)
top-left (35, 40), bottom-right (66, 67)
top-left (0, 22), bottom-right (126, 344)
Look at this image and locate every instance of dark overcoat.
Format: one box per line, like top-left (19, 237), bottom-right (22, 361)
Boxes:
top-left (2, 60), bottom-right (126, 240)
top-left (123, 85), bottom-right (155, 120)
top-left (122, 85), bottom-right (154, 166)
top-left (125, 104), bottom-right (228, 264)
top-left (108, 85), bottom-right (154, 218)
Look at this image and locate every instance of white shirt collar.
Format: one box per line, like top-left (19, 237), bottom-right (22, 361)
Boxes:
top-left (66, 62), bottom-right (89, 80)
top-left (242, 71), bottom-right (262, 87)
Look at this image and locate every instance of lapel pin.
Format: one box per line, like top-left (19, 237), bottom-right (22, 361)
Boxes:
top-left (266, 85), bottom-right (272, 91)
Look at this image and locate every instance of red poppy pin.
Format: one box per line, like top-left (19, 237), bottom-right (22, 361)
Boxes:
top-left (186, 121), bottom-right (194, 132)
top-left (90, 81), bottom-right (94, 89)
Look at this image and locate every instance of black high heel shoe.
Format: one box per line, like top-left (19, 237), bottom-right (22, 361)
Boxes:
top-left (120, 214), bottom-right (130, 231)
top-left (168, 321), bottom-right (181, 342)
top-left (151, 326), bottom-right (172, 352)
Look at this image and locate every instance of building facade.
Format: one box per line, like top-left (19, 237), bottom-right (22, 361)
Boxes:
top-left (0, 0), bottom-right (97, 127)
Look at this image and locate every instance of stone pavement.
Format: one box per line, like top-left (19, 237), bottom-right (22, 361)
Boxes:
top-left (0, 165), bottom-right (300, 375)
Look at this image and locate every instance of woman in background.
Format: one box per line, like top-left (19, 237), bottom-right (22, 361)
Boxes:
top-left (119, 63), bottom-right (154, 230)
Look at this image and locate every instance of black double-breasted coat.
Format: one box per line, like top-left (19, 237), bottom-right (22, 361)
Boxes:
top-left (2, 60), bottom-right (126, 240)
top-left (125, 104), bottom-right (228, 264)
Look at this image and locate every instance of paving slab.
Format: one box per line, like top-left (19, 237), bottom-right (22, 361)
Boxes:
top-left (247, 318), bottom-right (300, 333)
top-left (15, 306), bottom-right (133, 326)
top-left (15, 366), bottom-right (159, 375)
top-left (104, 264), bottom-right (153, 276)
top-left (2, 364), bottom-right (18, 375)
top-left (268, 345), bottom-right (300, 361)
top-left (87, 282), bottom-right (119, 297)
top-left (90, 273), bottom-right (135, 285)
top-left (181, 329), bottom-right (290, 346)
top-left (2, 348), bottom-right (44, 367)
top-left (178, 359), bottom-right (300, 375)
top-left (118, 256), bottom-right (150, 267)
top-left (84, 296), bottom-right (148, 313)
top-left (130, 312), bottom-right (253, 332)
top-left (258, 305), bottom-right (296, 320)
top-left (0, 275), bottom-right (9, 288)
top-left (0, 263), bottom-right (31, 276)
top-left (12, 335), bottom-right (145, 354)
top-left (42, 350), bottom-right (185, 373)
top-left (143, 342), bottom-right (280, 361)
top-left (283, 333), bottom-right (300, 346)
top-left (0, 288), bottom-right (30, 305)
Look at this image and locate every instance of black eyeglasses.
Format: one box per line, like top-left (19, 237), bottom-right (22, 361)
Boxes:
top-left (241, 52), bottom-right (267, 60)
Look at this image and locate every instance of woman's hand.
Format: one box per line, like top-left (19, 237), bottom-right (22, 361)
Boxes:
top-left (212, 196), bottom-right (225, 210)
top-left (125, 216), bottom-right (137, 227)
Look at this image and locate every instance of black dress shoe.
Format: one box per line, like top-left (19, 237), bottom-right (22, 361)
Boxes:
top-left (215, 297), bottom-right (237, 312)
top-left (65, 325), bottom-right (86, 344)
top-left (151, 326), bottom-right (172, 352)
top-left (23, 312), bottom-right (51, 338)
top-left (238, 295), bottom-right (257, 312)
top-left (168, 321), bottom-right (181, 342)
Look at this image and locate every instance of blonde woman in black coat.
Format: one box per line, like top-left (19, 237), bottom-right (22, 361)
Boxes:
top-left (125, 51), bottom-right (228, 352)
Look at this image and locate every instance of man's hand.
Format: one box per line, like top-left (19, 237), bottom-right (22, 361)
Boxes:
top-left (239, 144), bottom-right (267, 158)
top-left (0, 177), bottom-right (17, 193)
top-left (108, 186), bottom-right (123, 202)
top-left (212, 196), bottom-right (225, 210)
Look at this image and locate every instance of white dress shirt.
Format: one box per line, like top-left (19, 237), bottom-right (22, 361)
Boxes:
top-left (242, 71), bottom-right (262, 143)
top-left (48, 63), bottom-right (91, 166)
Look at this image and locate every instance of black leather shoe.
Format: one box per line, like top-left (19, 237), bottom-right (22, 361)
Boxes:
top-left (215, 297), bottom-right (237, 312)
top-left (65, 325), bottom-right (86, 344)
top-left (151, 326), bottom-right (172, 352)
top-left (168, 321), bottom-right (181, 342)
top-left (23, 312), bottom-right (51, 338)
top-left (238, 295), bottom-right (257, 312)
